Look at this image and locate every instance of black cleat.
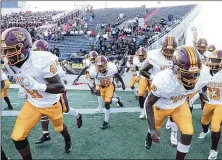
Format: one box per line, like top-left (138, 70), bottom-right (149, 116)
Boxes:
top-left (101, 121), bottom-right (108, 129)
top-left (65, 141), bottom-right (72, 153)
top-left (145, 132), bottom-right (152, 149)
top-left (117, 97), bottom-right (123, 107)
top-left (4, 106), bottom-right (13, 110)
top-left (35, 133), bottom-right (51, 144)
top-left (76, 114), bottom-right (82, 128)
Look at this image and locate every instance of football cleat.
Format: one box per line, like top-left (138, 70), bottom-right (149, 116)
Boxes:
top-left (101, 121), bottom-right (108, 129)
top-left (35, 133), bottom-right (51, 144)
top-left (139, 110), bottom-right (145, 119)
top-left (145, 132), bottom-right (152, 149)
top-left (208, 150), bottom-right (218, 160)
top-left (198, 129), bottom-right (210, 139)
top-left (76, 114), bottom-right (82, 128)
top-left (165, 117), bottom-right (171, 129)
top-left (65, 140), bottom-right (72, 153)
top-left (117, 97), bottom-right (123, 107)
top-left (4, 107), bottom-right (13, 110)
top-left (170, 131), bottom-right (178, 146)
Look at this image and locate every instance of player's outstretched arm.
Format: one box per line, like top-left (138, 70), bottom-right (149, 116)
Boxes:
top-left (73, 67), bottom-right (88, 83)
top-left (114, 73), bottom-right (125, 90)
top-left (144, 93), bottom-right (160, 136)
top-left (140, 61), bottom-right (153, 79)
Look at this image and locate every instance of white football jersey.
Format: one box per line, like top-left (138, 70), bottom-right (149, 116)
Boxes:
top-left (206, 69), bottom-right (222, 104)
top-left (89, 62), bottom-right (117, 87)
top-left (147, 49), bottom-right (173, 76)
top-left (52, 54), bottom-right (65, 79)
top-left (127, 61), bottom-right (137, 75)
top-left (150, 66), bottom-right (210, 110)
top-left (13, 51), bottom-right (61, 108)
top-left (1, 69), bottom-right (8, 81)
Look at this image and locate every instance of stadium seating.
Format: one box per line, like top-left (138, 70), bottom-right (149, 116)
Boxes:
top-left (48, 5), bottom-right (196, 56)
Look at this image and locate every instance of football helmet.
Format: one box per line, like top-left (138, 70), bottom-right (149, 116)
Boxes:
top-left (207, 50), bottom-right (222, 70)
top-left (196, 38), bottom-right (208, 55)
top-left (128, 55), bottom-right (134, 64)
top-left (89, 50), bottom-right (98, 64)
top-left (136, 47), bottom-right (147, 62)
top-left (32, 40), bottom-right (49, 51)
top-left (95, 56), bottom-right (108, 73)
top-left (161, 35), bottom-right (178, 60)
top-left (208, 45), bottom-right (216, 52)
top-left (1, 27), bottom-right (32, 66)
top-left (173, 46), bottom-right (202, 89)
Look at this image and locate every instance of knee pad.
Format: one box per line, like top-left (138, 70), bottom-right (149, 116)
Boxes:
top-left (95, 90), bottom-right (101, 96)
top-left (105, 102), bottom-right (111, 110)
top-left (130, 86), bottom-right (135, 90)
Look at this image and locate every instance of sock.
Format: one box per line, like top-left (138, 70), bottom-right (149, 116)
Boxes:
top-left (67, 107), bottom-right (79, 118)
top-left (112, 97), bottom-right (119, 103)
top-left (170, 117), bottom-right (174, 122)
top-left (97, 96), bottom-right (103, 108)
top-left (60, 124), bottom-right (71, 142)
top-left (105, 109), bottom-right (110, 122)
top-left (41, 116), bottom-right (49, 133)
top-left (138, 96), bottom-right (145, 108)
top-left (4, 97), bottom-right (13, 108)
top-left (211, 131), bottom-right (221, 151)
top-left (202, 124), bottom-right (209, 133)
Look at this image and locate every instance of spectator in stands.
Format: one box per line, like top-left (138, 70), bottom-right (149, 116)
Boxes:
top-left (168, 14), bottom-right (174, 26)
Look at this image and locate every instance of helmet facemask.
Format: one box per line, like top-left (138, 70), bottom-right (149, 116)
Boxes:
top-left (96, 63), bottom-right (107, 74)
top-left (208, 58), bottom-right (222, 71)
top-left (197, 46), bottom-right (207, 55)
top-left (1, 43), bottom-right (27, 66)
top-left (175, 65), bottom-right (200, 90)
top-left (162, 46), bottom-right (175, 60)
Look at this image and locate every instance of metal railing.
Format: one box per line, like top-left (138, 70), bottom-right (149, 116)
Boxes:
top-left (146, 4), bottom-right (201, 50)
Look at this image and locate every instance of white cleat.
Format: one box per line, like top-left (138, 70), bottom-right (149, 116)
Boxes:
top-left (170, 131), bottom-right (178, 146)
top-left (139, 110), bottom-right (146, 119)
top-left (208, 150), bottom-right (218, 160)
top-left (95, 107), bottom-right (103, 112)
top-left (166, 117), bottom-right (171, 129)
top-left (198, 129), bottom-right (210, 139)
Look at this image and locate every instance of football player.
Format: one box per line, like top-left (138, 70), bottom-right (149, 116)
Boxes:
top-left (1, 65), bottom-right (13, 110)
top-left (133, 47), bottom-right (147, 119)
top-left (1, 27), bottom-right (72, 159)
top-left (196, 38), bottom-right (210, 64)
top-left (144, 46), bottom-right (210, 160)
top-left (140, 35), bottom-right (178, 146)
top-left (198, 50), bottom-right (222, 159)
top-left (89, 56), bottom-right (125, 129)
top-left (30, 40), bottom-right (82, 144)
top-left (125, 55), bottom-right (139, 100)
top-left (208, 45), bottom-right (216, 52)
top-left (73, 51), bottom-right (103, 112)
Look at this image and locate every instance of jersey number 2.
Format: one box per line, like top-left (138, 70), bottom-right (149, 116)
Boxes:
top-left (208, 87), bottom-right (220, 100)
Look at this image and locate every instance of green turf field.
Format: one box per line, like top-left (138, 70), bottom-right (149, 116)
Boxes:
top-left (1, 89), bottom-right (202, 110)
top-left (1, 89), bottom-right (221, 159)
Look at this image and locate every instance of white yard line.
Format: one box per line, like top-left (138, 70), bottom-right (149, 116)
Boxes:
top-left (1, 104), bottom-right (201, 117)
